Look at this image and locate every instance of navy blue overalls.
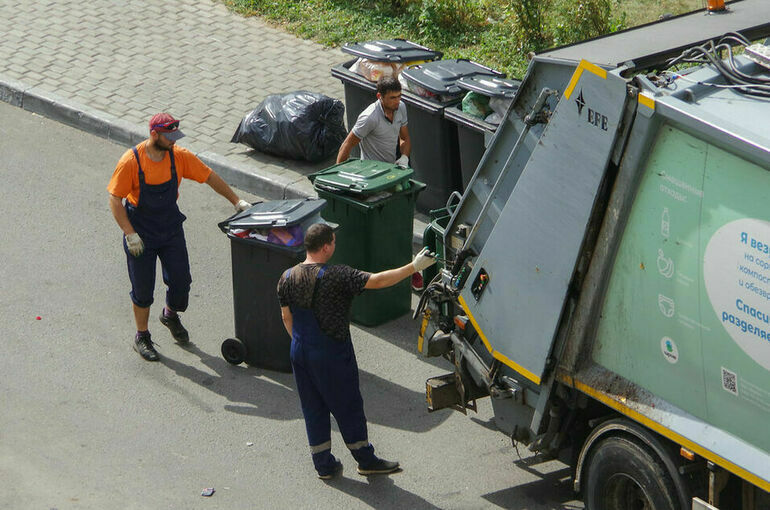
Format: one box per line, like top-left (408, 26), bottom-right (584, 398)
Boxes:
top-left (286, 265), bottom-right (377, 475)
top-left (124, 146), bottom-right (191, 311)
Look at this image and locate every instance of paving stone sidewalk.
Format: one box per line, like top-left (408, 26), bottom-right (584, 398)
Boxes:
top-left (0, 0), bottom-right (348, 199)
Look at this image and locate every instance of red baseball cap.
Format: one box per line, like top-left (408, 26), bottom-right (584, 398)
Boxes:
top-left (149, 113), bottom-right (185, 141)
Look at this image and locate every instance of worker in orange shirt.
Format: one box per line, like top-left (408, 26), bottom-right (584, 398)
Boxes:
top-left (108, 113), bottom-right (251, 361)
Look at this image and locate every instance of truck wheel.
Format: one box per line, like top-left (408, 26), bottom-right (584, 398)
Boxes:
top-left (584, 435), bottom-right (680, 510)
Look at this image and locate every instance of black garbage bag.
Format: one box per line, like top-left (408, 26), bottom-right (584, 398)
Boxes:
top-left (231, 91), bottom-right (346, 162)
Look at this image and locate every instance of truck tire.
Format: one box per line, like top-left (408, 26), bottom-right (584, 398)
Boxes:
top-left (584, 435), bottom-right (680, 510)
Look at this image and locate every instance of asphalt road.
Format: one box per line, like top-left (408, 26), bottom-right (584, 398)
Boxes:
top-left (0, 102), bottom-right (583, 509)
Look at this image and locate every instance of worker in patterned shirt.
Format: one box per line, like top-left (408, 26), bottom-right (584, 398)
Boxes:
top-left (277, 223), bottom-right (435, 479)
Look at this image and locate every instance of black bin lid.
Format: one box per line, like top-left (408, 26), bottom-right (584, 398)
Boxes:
top-left (227, 198), bottom-right (326, 230)
top-left (457, 76), bottom-right (521, 99)
top-left (341, 39), bottom-right (442, 63)
top-left (400, 59), bottom-right (504, 96)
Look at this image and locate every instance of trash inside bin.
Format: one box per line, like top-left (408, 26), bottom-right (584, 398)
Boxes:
top-left (230, 91), bottom-right (346, 162)
top-left (445, 75), bottom-right (521, 189)
top-left (219, 198), bottom-right (328, 371)
top-left (398, 59), bottom-right (504, 212)
top-left (309, 159), bottom-right (425, 326)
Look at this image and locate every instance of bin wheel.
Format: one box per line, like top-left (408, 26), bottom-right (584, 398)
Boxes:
top-left (221, 338), bottom-right (247, 365)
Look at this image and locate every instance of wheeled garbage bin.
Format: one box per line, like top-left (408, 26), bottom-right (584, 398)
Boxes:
top-left (331, 39), bottom-right (442, 134)
top-left (218, 198), bottom-right (327, 371)
top-left (399, 59), bottom-right (504, 212)
top-left (444, 76), bottom-right (520, 189)
top-left (309, 159), bottom-right (425, 327)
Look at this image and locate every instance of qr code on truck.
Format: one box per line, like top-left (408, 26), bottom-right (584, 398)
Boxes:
top-left (721, 367), bottom-right (738, 396)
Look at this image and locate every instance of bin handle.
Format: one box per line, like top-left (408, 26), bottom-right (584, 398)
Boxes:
top-left (217, 201), bottom-right (263, 234)
top-left (445, 191), bottom-right (462, 213)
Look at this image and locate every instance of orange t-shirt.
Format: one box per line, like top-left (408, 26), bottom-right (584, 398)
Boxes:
top-left (107, 142), bottom-right (213, 206)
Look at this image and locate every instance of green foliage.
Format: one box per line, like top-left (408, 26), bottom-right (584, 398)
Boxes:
top-left (219, 0), bottom-right (695, 79)
top-left (507, 0), bottom-right (549, 53)
top-left (551, 0), bottom-right (616, 47)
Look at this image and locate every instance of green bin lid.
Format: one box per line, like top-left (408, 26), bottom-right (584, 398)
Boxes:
top-left (310, 159), bottom-right (413, 195)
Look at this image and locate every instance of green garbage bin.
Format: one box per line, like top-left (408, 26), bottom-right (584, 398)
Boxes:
top-left (309, 159), bottom-right (425, 326)
top-left (421, 209), bottom-right (452, 286)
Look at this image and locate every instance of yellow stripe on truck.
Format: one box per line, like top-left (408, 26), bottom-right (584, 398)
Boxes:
top-left (564, 59), bottom-right (607, 100)
top-left (457, 295), bottom-right (542, 385)
top-left (558, 373), bottom-right (770, 493)
top-left (638, 93), bottom-right (655, 110)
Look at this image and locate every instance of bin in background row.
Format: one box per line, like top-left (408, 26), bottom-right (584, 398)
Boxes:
top-left (332, 40), bottom-right (510, 213)
top-left (444, 75), bottom-right (520, 189)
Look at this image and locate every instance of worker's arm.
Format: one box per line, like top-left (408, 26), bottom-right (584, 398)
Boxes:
top-left (336, 131), bottom-right (361, 163)
top-left (398, 125), bottom-right (411, 158)
top-left (365, 248), bottom-right (435, 290)
top-left (280, 306), bottom-right (293, 337)
top-left (108, 193), bottom-right (136, 236)
top-left (206, 171), bottom-right (249, 210)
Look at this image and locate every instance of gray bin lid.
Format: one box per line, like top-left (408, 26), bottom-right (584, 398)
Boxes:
top-left (227, 198), bottom-right (326, 230)
top-left (401, 59), bottom-right (504, 96)
top-left (457, 76), bottom-right (520, 98)
top-left (341, 39), bottom-right (442, 63)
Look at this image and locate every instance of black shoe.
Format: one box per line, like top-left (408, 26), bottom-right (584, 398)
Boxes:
top-left (357, 457), bottom-right (399, 475)
top-left (159, 312), bottom-right (189, 344)
top-left (318, 459), bottom-right (343, 480)
top-left (133, 333), bottom-right (159, 361)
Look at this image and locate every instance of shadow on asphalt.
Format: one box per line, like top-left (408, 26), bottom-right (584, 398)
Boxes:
top-left (355, 314), bottom-right (456, 373)
top-left (482, 457), bottom-right (583, 509)
top-left (321, 472), bottom-right (442, 510)
top-left (159, 343), bottom-right (449, 432)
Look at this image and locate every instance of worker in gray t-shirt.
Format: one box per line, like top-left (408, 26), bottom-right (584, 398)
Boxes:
top-left (336, 76), bottom-right (411, 168)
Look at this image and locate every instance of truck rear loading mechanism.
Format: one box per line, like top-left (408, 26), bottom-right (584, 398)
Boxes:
top-left (415, 1), bottom-right (770, 508)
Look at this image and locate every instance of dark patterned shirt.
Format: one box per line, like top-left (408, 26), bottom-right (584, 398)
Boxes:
top-left (277, 263), bottom-right (370, 342)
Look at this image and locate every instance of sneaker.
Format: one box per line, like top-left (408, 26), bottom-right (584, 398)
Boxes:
top-left (318, 459), bottom-right (343, 480)
top-left (159, 311), bottom-right (189, 344)
top-left (411, 272), bottom-right (424, 293)
top-left (133, 332), bottom-right (159, 362)
top-left (357, 457), bottom-right (400, 475)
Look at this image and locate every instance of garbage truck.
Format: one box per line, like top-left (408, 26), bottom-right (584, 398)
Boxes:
top-left (414, 2), bottom-right (770, 508)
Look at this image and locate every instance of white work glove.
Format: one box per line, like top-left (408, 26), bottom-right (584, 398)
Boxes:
top-left (412, 247), bottom-right (436, 273)
top-left (235, 199), bottom-right (251, 212)
top-left (395, 155), bottom-right (409, 169)
top-left (125, 233), bottom-right (144, 257)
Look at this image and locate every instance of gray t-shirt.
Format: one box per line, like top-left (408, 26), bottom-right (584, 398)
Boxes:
top-left (351, 100), bottom-right (408, 163)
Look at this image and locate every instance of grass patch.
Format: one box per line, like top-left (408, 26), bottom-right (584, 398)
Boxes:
top-left (220, 0), bottom-right (702, 77)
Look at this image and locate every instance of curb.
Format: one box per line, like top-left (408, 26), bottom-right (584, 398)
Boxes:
top-left (0, 74), bottom-right (296, 199)
top-left (0, 73), bottom-right (428, 246)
